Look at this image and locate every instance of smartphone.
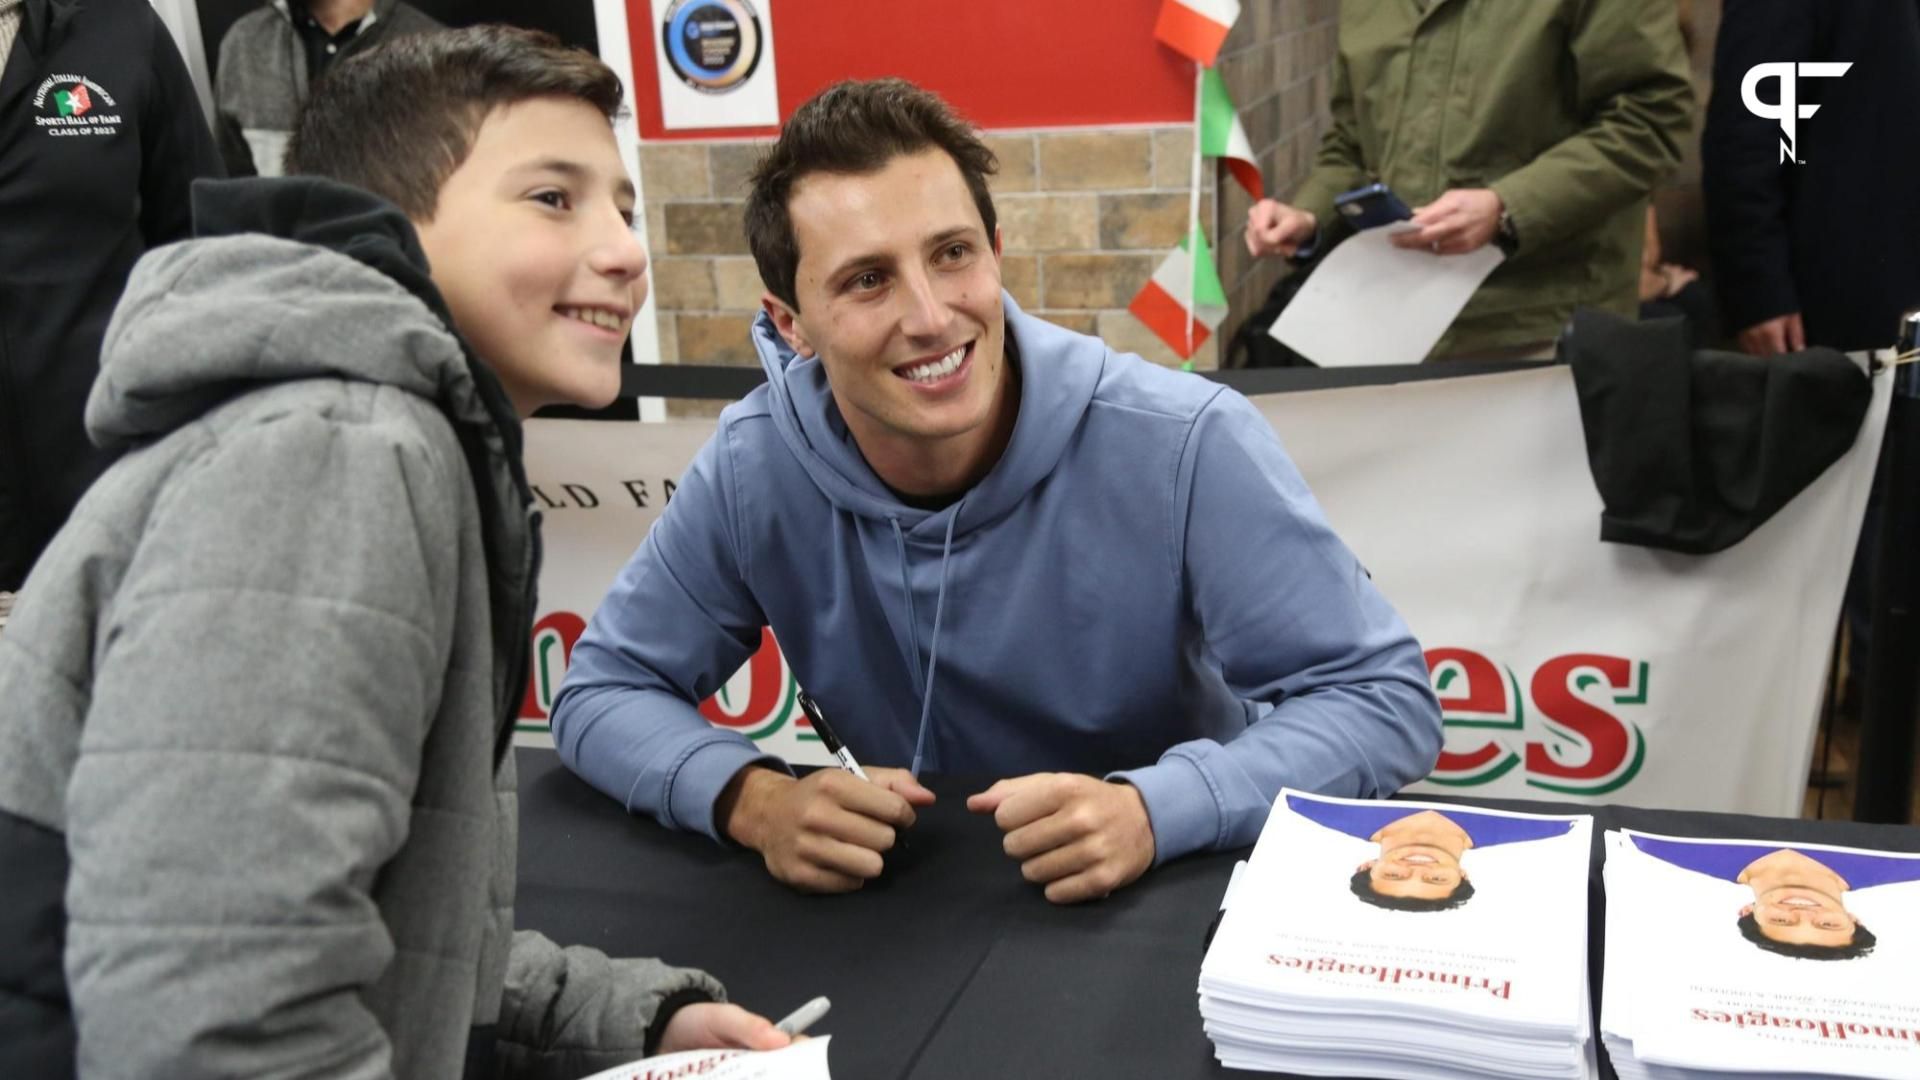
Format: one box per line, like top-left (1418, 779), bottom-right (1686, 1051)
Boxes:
top-left (1334, 182), bottom-right (1414, 230)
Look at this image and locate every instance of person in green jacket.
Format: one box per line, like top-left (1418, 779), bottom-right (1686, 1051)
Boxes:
top-left (1246, 0), bottom-right (1694, 359)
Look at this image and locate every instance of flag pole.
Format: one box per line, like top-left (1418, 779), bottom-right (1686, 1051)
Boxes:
top-left (1187, 60), bottom-right (1204, 360)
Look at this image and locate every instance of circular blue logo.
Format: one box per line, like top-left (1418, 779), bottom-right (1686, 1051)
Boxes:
top-left (661, 0), bottom-right (763, 94)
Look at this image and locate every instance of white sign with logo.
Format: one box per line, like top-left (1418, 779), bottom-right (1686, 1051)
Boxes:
top-left (521, 365), bottom-right (1890, 815)
top-left (651, 0), bottom-right (780, 129)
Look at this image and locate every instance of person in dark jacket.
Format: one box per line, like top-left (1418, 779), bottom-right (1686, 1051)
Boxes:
top-left (0, 26), bottom-right (790, 1077)
top-left (0, 0), bottom-right (222, 600)
top-left (1703, 0), bottom-right (1920, 731)
top-left (215, 0), bottom-right (441, 177)
top-left (1703, 0), bottom-right (1920, 355)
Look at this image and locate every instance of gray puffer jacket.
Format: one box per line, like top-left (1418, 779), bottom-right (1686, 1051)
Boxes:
top-left (0, 177), bottom-right (722, 1079)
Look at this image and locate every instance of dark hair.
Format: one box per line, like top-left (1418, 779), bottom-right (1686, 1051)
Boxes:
top-left (745, 78), bottom-right (998, 310)
top-left (1737, 911), bottom-right (1877, 961)
top-left (1349, 868), bottom-right (1476, 912)
top-left (286, 25), bottom-right (623, 220)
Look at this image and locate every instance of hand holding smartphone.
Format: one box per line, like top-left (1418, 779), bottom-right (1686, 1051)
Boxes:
top-left (1333, 182), bottom-right (1414, 230)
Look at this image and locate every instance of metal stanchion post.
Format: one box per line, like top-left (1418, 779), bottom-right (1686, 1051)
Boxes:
top-left (1854, 309), bottom-right (1920, 823)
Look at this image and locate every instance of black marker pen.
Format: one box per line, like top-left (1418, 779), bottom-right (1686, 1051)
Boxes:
top-left (796, 689), bottom-right (870, 782)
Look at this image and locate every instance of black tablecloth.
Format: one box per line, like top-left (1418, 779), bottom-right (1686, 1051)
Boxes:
top-left (513, 749), bottom-right (1920, 1079)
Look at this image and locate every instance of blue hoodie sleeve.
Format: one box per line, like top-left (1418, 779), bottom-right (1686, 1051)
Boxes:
top-left (550, 425), bottom-right (788, 842)
top-left (1111, 392), bottom-right (1442, 864)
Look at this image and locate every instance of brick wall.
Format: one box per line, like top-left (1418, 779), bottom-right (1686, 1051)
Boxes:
top-left (636, 1), bottom-right (1345, 410)
top-left (1213, 0), bottom-right (1344, 358)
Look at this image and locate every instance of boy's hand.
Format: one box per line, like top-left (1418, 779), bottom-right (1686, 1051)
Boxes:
top-left (657, 1003), bottom-right (791, 1054)
top-left (718, 766), bottom-right (934, 892)
top-left (967, 774), bottom-right (1156, 904)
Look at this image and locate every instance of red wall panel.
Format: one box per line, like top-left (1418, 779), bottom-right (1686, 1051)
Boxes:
top-left (631, 0), bottom-right (1194, 139)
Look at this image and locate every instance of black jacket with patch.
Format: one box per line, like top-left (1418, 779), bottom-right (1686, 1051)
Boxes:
top-left (0, 0), bottom-right (222, 590)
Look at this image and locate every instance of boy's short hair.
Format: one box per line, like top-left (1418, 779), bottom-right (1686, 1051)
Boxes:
top-left (286, 25), bottom-right (623, 220)
top-left (746, 78), bottom-right (999, 310)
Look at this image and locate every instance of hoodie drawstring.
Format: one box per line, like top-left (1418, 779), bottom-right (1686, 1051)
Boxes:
top-left (889, 510), bottom-right (960, 778)
top-left (889, 519), bottom-right (926, 697)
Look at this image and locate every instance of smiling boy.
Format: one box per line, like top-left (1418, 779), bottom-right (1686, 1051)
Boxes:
top-left (554, 79), bottom-right (1442, 905)
top-left (0, 26), bottom-right (785, 1077)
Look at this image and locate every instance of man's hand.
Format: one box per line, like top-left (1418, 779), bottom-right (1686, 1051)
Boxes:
top-left (657, 1002), bottom-right (791, 1055)
top-left (1737, 313), bottom-right (1807, 357)
top-left (966, 774), bottom-right (1156, 905)
top-left (1390, 188), bottom-right (1503, 255)
top-left (717, 766), bottom-right (935, 892)
top-left (1246, 199), bottom-right (1318, 258)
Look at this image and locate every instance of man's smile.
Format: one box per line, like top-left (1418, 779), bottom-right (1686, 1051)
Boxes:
top-left (894, 340), bottom-right (974, 390)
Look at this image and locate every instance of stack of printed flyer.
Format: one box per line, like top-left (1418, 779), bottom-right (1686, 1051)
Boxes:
top-left (1602, 830), bottom-right (1920, 1080)
top-left (1199, 791), bottom-right (1594, 1078)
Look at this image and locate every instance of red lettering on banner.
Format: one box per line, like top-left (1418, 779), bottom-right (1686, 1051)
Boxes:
top-left (1527, 654), bottom-right (1635, 782)
top-left (699, 626), bottom-right (789, 729)
top-left (520, 612), bottom-right (587, 721)
top-left (1426, 648), bottom-right (1510, 774)
top-left (1427, 648), bottom-right (1506, 714)
top-left (1424, 649), bottom-right (1648, 794)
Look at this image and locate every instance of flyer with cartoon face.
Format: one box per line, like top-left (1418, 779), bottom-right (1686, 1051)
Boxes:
top-left (1603, 830), bottom-right (1920, 1080)
top-left (1201, 791), bottom-right (1592, 1077)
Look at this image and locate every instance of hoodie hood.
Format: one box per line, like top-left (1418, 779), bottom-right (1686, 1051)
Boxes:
top-left (86, 177), bottom-right (513, 453)
top-left (748, 292), bottom-right (1103, 538)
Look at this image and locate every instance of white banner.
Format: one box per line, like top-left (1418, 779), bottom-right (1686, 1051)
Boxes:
top-left (516, 418), bottom-right (830, 765)
top-left (520, 365), bottom-right (1892, 813)
top-left (1259, 365), bottom-right (1888, 815)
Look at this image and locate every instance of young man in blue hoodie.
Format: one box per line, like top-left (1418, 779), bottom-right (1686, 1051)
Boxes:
top-left (553, 79), bottom-right (1443, 905)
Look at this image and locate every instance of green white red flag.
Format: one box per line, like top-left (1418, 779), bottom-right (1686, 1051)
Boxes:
top-left (1153, 0), bottom-right (1240, 67)
top-left (1201, 67), bottom-right (1263, 198)
top-left (1128, 226), bottom-right (1228, 360)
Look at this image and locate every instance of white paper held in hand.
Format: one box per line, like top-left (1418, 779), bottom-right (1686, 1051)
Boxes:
top-left (1271, 224), bottom-right (1505, 366)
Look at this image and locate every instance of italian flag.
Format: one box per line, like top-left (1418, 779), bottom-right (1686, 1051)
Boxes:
top-left (1201, 67), bottom-right (1263, 198)
top-left (56, 84), bottom-right (92, 117)
top-left (1129, 226), bottom-right (1228, 360)
top-left (1153, 0), bottom-right (1240, 67)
